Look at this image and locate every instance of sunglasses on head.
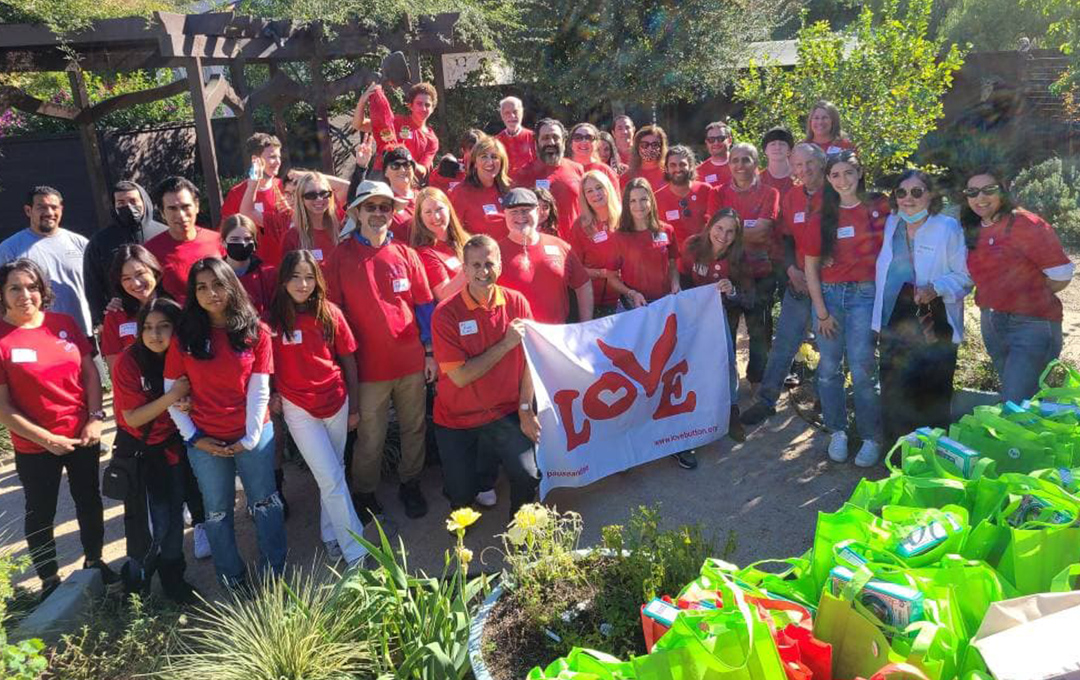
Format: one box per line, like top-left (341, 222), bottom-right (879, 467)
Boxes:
top-left (362, 202), bottom-right (394, 213)
top-left (571, 134), bottom-right (596, 142)
top-left (962, 184), bottom-right (1002, 198)
top-left (302, 190), bottom-right (332, 201)
top-left (894, 187), bottom-right (926, 199)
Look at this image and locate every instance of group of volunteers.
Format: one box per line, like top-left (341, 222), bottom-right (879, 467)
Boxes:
top-left (0, 75), bottom-right (1073, 601)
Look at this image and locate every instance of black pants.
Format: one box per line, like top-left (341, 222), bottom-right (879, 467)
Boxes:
top-left (879, 291), bottom-right (958, 446)
top-left (181, 451), bottom-right (205, 526)
top-left (114, 430), bottom-right (186, 577)
top-left (436, 413), bottom-right (540, 518)
top-left (726, 275), bottom-right (776, 384)
top-left (15, 445), bottom-right (105, 580)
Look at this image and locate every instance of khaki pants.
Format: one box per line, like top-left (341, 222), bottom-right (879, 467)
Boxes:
top-left (352, 371), bottom-right (427, 493)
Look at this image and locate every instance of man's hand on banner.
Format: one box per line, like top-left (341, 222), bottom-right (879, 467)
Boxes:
top-left (715, 279), bottom-right (734, 296)
top-left (520, 407), bottom-right (541, 444)
top-left (626, 290), bottom-right (647, 308)
top-left (503, 318), bottom-right (526, 348)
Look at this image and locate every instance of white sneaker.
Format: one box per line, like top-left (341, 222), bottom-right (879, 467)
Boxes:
top-left (474, 489), bottom-right (497, 507)
top-left (235, 475), bottom-right (244, 493)
top-left (827, 431), bottom-right (849, 462)
top-left (324, 540), bottom-right (343, 561)
top-left (183, 505), bottom-right (193, 527)
top-left (192, 523), bottom-right (211, 560)
top-left (854, 440), bottom-right (882, 468)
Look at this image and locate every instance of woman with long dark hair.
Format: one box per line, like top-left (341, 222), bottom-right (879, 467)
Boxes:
top-left (267, 250), bottom-right (367, 565)
top-left (222, 214), bottom-right (277, 315)
top-left (165, 257), bottom-right (285, 588)
top-left (804, 150), bottom-right (888, 467)
top-left (961, 168), bottom-right (1074, 402)
top-left (112, 297), bottom-right (199, 602)
top-left (102, 244), bottom-right (167, 373)
top-left (534, 187), bottom-right (561, 237)
top-left (872, 171), bottom-right (971, 445)
top-left (606, 178), bottom-right (679, 308)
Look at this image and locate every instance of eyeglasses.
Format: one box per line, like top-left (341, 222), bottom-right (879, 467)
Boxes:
top-left (571, 134), bottom-right (596, 142)
top-left (705, 136), bottom-right (729, 144)
top-left (362, 203), bottom-right (394, 213)
top-left (388, 161), bottom-right (411, 171)
top-left (962, 184), bottom-right (1002, 198)
top-left (639, 141), bottom-right (662, 150)
top-left (894, 187), bottom-right (926, 199)
top-left (302, 190), bottom-right (332, 201)
top-left (678, 198), bottom-right (692, 218)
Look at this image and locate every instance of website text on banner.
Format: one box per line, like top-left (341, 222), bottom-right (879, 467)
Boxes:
top-left (523, 285), bottom-right (731, 498)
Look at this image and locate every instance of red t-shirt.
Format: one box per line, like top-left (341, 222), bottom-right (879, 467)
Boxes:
top-left (568, 216), bottom-right (621, 306)
top-left (708, 181), bottom-right (781, 278)
top-left (654, 181), bottom-right (712, 248)
top-left (624, 164), bottom-right (666, 192)
top-left (417, 242), bottom-right (462, 293)
top-left (101, 308), bottom-right (139, 358)
top-left (614, 225), bottom-right (678, 302)
top-left (280, 225), bottom-right (338, 270)
top-left (0, 313), bottom-right (90, 454)
top-left (164, 323), bottom-right (273, 442)
top-left (497, 234), bottom-right (589, 324)
top-left (811, 137), bottom-right (856, 155)
top-left (778, 185), bottom-right (824, 271)
top-left (967, 209), bottom-right (1072, 321)
top-left (221, 179), bottom-right (285, 223)
top-left (803, 199), bottom-right (888, 283)
top-left (428, 167), bottom-right (465, 194)
top-left (256, 208), bottom-right (293, 269)
top-left (496, 127), bottom-right (537, 173)
top-left (391, 195), bottom-right (416, 244)
top-left (325, 237), bottom-right (434, 382)
top-left (239, 260), bottom-right (277, 315)
top-left (432, 286), bottom-right (533, 429)
top-left (582, 161), bottom-right (621, 194)
top-left (678, 240), bottom-right (738, 288)
top-left (512, 159), bottom-right (585, 240)
top-left (112, 348), bottom-right (181, 463)
top-left (759, 170), bottom-right (795, 200)
top-left (696, 159), bottom-right (733, 188)
top-left (271, 304), bottom-right (357, 418)
top-left (450, 182), bottom-right (507, 240)
top-left (145, 227), bottom-right (224, 303)
top-left (376, 114), bottom-right (439, 172)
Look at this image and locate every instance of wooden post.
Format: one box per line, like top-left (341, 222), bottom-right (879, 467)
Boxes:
top-left (431, 53), bottom-right (450, 147)
top-left (186, 56), bottom-right (223, 226)
top-left (267, 63), bottom-right (290, 170)
top-left (310, 57), bottom-right (334, 174)
top-left (228, 61), bottom-right (254, 145)
top-left (67, 69), bottom-right (111, 233)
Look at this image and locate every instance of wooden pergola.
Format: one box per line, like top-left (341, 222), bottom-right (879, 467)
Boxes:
top-left (0, 11), bottom-right (470, 227)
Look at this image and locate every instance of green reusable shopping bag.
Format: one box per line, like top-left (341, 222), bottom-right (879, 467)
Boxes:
top-left (527, 648), bottom-right (636, 679)
top-left (965, 472), bottom-right (1078, 525)
top-left (810, 504), bottom-right (889, 595)
top-left (847, 474), bottom-right (971, 515)
top-left (884, 430), bottom-right (997, 482)
top-left (948, 408), bottom-right (1067, 475)
top-left (1030, 465), bottom-right (1080, 494)
top-left (730, 557), bottom-right (821, 611)
top-left (1032, 359), bottom-right (1080, 403)
top-left (878, 505), bottom-right (970, 568)
top-left (1051, 563), bottom-right (1080, 591)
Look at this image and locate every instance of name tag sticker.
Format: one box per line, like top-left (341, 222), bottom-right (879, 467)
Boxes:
top-left (482, 204), bottom-right (498, 215)
top-left (794, 212), bottom-right (806, 223)
top-left (254, 203), bottom-right (265, 214)
top-left (837, 226), bottom-right (856, 239)
top-left (449, 182), bottom-right (460, 190)
top-left (592, 231), bottom-right (609, 243)
top-left (665, 209), bottom-right (681, 221)
top-left (400, 129), bottom-right (413, 139)
top-left (827, 145), bottom-right (842, 154)
top-left (446, 256), bottom-right (461, 270)
top-left (312, 249), bottom-right (324, 261)
top-left (544, 245), bottom-right (561, 256)
top-left (119, 322), bottom-right (138, 337)
top-left (653, 232), bottom-right (669, 244)
top-left (916, 244), bottom-right (936, 256)
top-left (694, 264), bottom-right (709, 276)
top-left (393, 278), bottom-right (411, 293)
top-left (11, 348), bottom-right (36, 363)
top-left (744, 219), bottom-right (758, 228)
top-left (705, 174), bottom-right (718, 183)
top-left (283, 330), bottom-right (302, 345)
top-left (535, 179), bottom-right (551, 190)
top-left (459, 320), bottom-right (479, 336)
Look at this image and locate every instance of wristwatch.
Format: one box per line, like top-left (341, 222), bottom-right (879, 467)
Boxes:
top-left (88, 410), bottom-right (106, 422)
top-left (519, 403), bottom-right (532, 412)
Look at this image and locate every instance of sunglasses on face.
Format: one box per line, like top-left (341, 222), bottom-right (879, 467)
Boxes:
top-left (705, 136), bottom-right (729, 144)
top-left (962, 184), bottom-right (1002, 198)
top-left (303, 190), bottom-right (332, 201)
top-left (362, 203), bottom-right (394, 213)
top-left (894, 187), bottom-right (926, 199)
top-left (388, 161), bottom-right (411, 171)
top-left (571, 134), bottom-right (596, 142)
top-left (639, 141), bottom-right (662, 150)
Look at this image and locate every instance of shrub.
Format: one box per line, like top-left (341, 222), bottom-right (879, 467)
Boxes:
top-left (0, 530), bottom-right (47, 680)
top-left (1011, 156), bottom-right (1080, 247)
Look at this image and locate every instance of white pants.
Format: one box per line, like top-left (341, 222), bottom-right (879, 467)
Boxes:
top-left (281, 398), bottom-right (367, 563)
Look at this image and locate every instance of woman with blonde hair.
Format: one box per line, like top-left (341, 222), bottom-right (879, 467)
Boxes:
top-left (568, 170), bottom-right (622, 316)
top-left (803, 100), bottom-right (854, 155)
top-left (449, 134), bottom-right (512, 239)
top-left (281, 171), bottom-right (342, 268)
top-left (412, 187), bottom-right (471, 302)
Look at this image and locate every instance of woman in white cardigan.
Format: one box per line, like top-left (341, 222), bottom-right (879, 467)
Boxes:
top-left (872, 170), bottom-right (972, 445)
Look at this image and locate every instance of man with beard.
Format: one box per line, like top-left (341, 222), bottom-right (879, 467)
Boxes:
top-left (326, 180), bottom-right (435, 522)
top-left (653, 146), bottom-right (711, 248)
top-left (624, 124), bottom-right (668, 191)
top-left (0, 186), bottom-right (92, 337)
top-left (696, 121), bottom-right (734, 188)
top-left (82, 181), bottom-right (168, 326)
top-left (495, 97), bottom-right (536, 173)
top-left (511, 119), bottom-right (585, 240)
top-left (611, 115), bottom-right (635, 167)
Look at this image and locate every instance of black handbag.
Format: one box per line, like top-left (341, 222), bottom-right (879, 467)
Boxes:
top-left (102, 425), bottom-right (152, 501)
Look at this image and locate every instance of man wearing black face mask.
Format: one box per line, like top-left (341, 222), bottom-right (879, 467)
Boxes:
top-left (83, 181), bottom-right (168, 327)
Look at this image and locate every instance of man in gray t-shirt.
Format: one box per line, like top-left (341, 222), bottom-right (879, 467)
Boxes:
top-left (0, 186), bottom-right (91, 336)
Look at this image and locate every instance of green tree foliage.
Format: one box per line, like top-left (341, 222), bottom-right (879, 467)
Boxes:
top-left (1012, 156), bottom-right (1080, 247)
top-left (733, 0), bottom-right (965, 183)
top-left (937, 0), bottom-right (1051, 53)
top-left (1032, 0), bottom-right (1080, 94)
top-left (0, 0), bottom-right (185, 35)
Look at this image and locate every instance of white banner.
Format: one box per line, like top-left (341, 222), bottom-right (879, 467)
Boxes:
top-left (522, 285), bottom-right (731, 498)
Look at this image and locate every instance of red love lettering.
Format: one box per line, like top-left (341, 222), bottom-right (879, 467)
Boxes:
top-left (653, 359), bottom-right (696, 419)
top-left (583, 372), bottom-right (637, 420)
top-left (597, 314), bottom-right (678, 397)
top-left (554, 389), bottom-right (591, 451)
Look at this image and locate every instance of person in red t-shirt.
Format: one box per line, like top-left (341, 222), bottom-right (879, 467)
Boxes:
top-left (353, 82), bottom-right (439, 177)
top-left (569, 123), bottom-right (621, 194)
top-left (569, 171), bottom-right (622, 316)
top-left (102, 244), bottom-right (167, 374)
top-left (0, 259), bottom-right (109, 596)
top-left (606, 178), bottom-right (679, 307)
top-left (432, 233), bottom-right (540, 515)
top-left (654, 145), bottom-right (712, 248)
top-left (961, 168), bottom-right (1074, 402)
top-left (803, 100), bottom-right (855, 156)
top-left (164, 257), bottom-right (284, 587)
top-left (535, 188), bottom-right (561, 237)
top-left (611, 114), bottom-right (635, 168)
top-left (759, 126), bottom-right (795, 199)
top-left (111, 297), bottom-right (199, 603)
top-left (496, 188), bottom-right (593, 323)
top-left (222, 215), bottom-right (277, 316)
top-left (511, 119), bottom-right (585, 239)
top-left (496, 96), bottom-right (537, 173)
top-left (450, 134), bottom-right (512, 240)
top-left (429, 129), bottom-right (482, 195)
top-left (412, 188), bottom-right (470, 303)
top-left (224, 133), bottom-right (286, 266)
top-left (145, 177), bottom-right (224, 303)
top-left (597, 131), bottom-right (627, 177)
top-left (326, 180), bottom-right (436, 522)
top-left (803, 150), bottom-right (885, 466)
top-left (383, 146), bottom-right (420, 243)
top-left (624, 124), bottom-right (668, 191)
top-left (280, 171), bottom-right (344, 270)
top-left (696, 121), bottom-right (734, 188)
top-left (266, 250), bottom-right (368, 565)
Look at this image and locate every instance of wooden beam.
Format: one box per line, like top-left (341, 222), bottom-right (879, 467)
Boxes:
top-left (325, 65), bottom-right (377, 101)
top-left (228, 61), bottom-right (254, 145)
top-left (74, 76), bottom-right (188, 125)
top-left (245, 68), bottom-right (313, 111)
top-left (309, 58), bottom-right (335, 173)
top-left (0, 85), bottom-right (78, 120)
top-left (186, 57), bottom-right (223, 226)
top-left (67, 70), bottom-right (112, 233)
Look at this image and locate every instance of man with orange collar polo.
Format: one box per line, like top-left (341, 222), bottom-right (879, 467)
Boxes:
top-left (432, 233), bottom-right (540, 517)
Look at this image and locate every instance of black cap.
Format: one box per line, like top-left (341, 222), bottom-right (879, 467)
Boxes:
top-left (762, 126), bottom-right (795, 150)
top-left (382, 145), bottom-right (415, 167)
top-left (501, 187), bottom-right (539, 209)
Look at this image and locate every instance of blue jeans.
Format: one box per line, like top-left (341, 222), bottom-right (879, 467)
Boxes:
top-left (758, 288), bottom-right (812, 407)
top-left (186, 421), bottom-right (286, 587)
top-left (980, 308), bottom-right (1063, 404)
top-left (814, 282), bottom-right (880, 441)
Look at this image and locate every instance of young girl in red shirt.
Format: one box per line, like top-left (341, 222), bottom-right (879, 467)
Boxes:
top-left (102, 244), bottom-right (167, 373)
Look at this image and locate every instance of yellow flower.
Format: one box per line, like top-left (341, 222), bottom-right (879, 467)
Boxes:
top-left (506, 525), bottom-right (527, 546)
top-left (456, 547), bottom-right (474, 565)
top-left (446, 507), bottom-right (482, 533)
top-left (513, 504), bottom-right (551, 532)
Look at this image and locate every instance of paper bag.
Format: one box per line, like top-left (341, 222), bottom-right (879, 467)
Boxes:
top-left (972, 590), bottom-right (1080, 680)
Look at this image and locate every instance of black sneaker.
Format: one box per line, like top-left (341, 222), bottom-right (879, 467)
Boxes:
top-left (728, 406), bottom-right (747, 443)
top-left (398, 480), bottom-right (428, 519)
top-left (352, 492), bottom-right (384, 526)
top-left (739, 400), bottom-right (776, 426)
top-left (39, 575), bottom-right (61, 602)
top-left (85, 559), bottom-right (122, 594)
top-left (672, 451), bottom-right (698, 470)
